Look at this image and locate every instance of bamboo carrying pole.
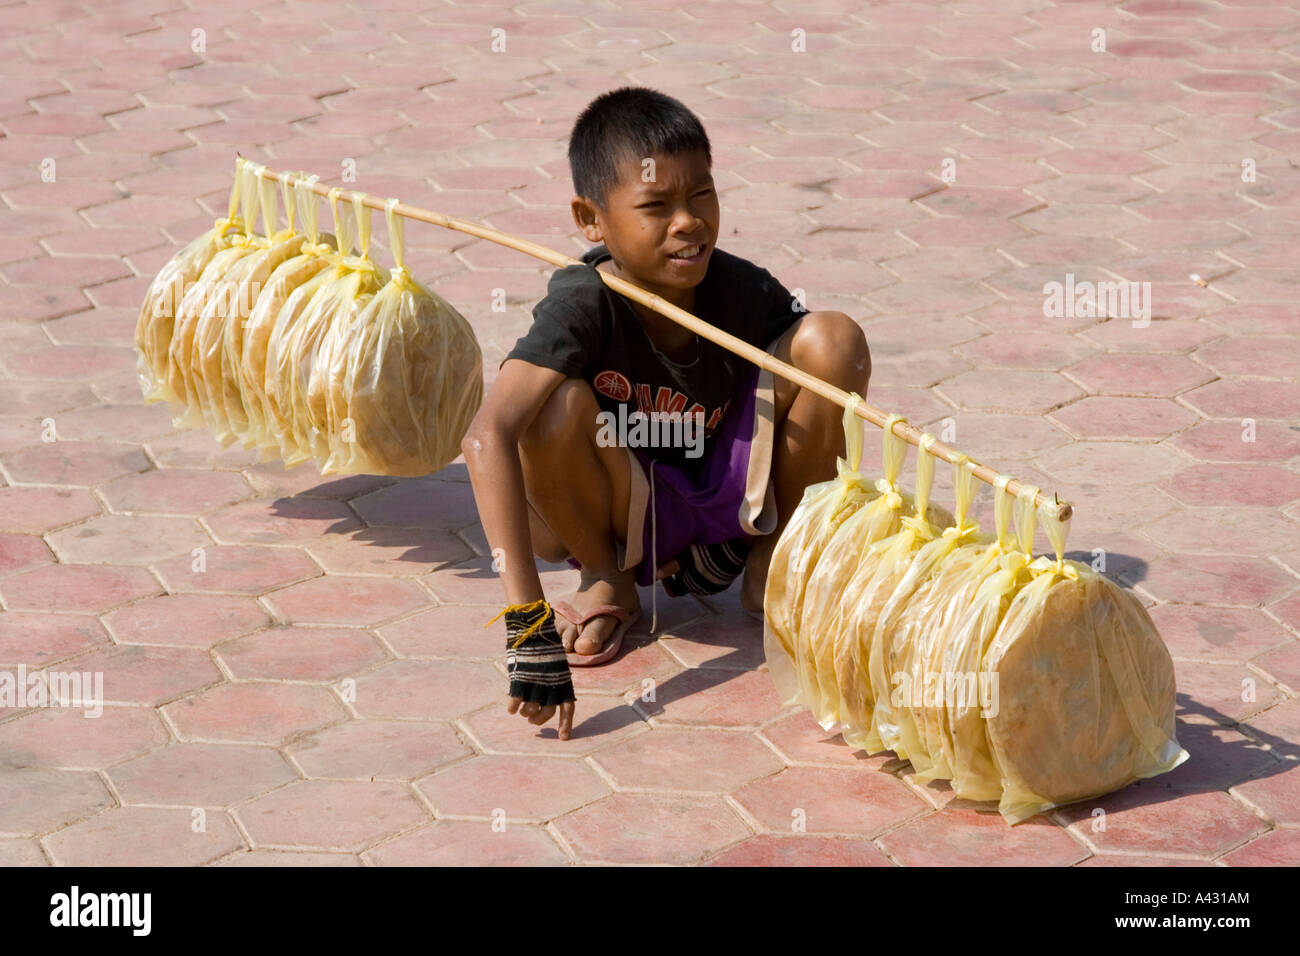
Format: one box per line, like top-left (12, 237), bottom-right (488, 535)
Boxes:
top-left (244, 162), bottom-right (1073, 521)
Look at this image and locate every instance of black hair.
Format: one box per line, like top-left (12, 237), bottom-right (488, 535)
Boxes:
top-left (568, 87), bottom-right (712, 210)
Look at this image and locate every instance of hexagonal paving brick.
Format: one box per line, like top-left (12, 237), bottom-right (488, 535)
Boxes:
top-left (422, 556), bottom-right (579, 605)
top-left (238, 779), bottom-right (428, 851)
top-left (1131, 722), bottom-right (1277, 793)
top-left (569, 634), bottom-right (685, 695)
top-left (1173, 659), bottom-right (1286, 725)
top-left (1049, 396), bottom-right (1198, 440)
top-left (99, 468), bottom-right (252, 514)
top-left (0, 705), bottom-right (168, 769)
top-left (45, 806), bottom-right (244, 866)
top-left (878, 810), bottom-right (1088, 865)
top-left (288, 720), bottom-right (472, 781)
top-left (378, 604), bottom-right (505, 660)
top-left (0, 563), bottom-right (160, 613)
top-left (1196, 336), bottom-right (1300, 380)
top-left (417, 754), bottom-right (609, 821)
top-left (0, 768), bottom-right (113, 834)
top-left (1148, 605), bottom-right (1294, 662)
top-left (240, 464), bottom-right (396, 501)
top-left (1056, 789), bottom-right (1268, 859)
top-left (0, 534), bottom-right (53, 576)
top-left (759, 711), bottom-right (902, 770)
top-left (1220, 829), bottom-right (1300, 867)
top-left (45, 403), bottom-right (175, 443)
top-left (1182, 380), bottom-right (1300, 420)
top-left (103, 593), bottom-right (272, 647)
top-left (0, 838), bottom-right (46, 866)
top-left (0, 486), bottom-right (101, 534)
top-left (351, 479), bottom-right (479, 529)
top-left (0, 611), bottom-right (108, 667)
top-left (1174, 421), bottom-right (1300, 464)
top-left (555, 792), bottom-right (750, 865)
top-left (204, 497), bottom-right (363, 545)
top-left (732, 766), bottom-right (926, 837)
top-left (459, 694), bottom-right (648, 756)
top-left (154, 544), bottom-right (320, 594)
top-left (263, 575), bottom-right (431, 626)
top-left (639, 668), bottom-right (793, 728)
top-left (163, 683), bottom-right (346, 745)
top-left (1036, 441), bottom-right (1185, 486)
top-left (938, 369), bottom-right (1084, 413)
top-left (959, 332), bottom-right (1097, 371)
top-left (109, 742), bottom-right (298, 807)
top-left (706, 834), bottom-right (893, 866)
top-left (593, 727), bottom-right (783, 792)
top-left (1163, 464), bottom-right (1300, 509)
top-left (1, 440), bottom-right (151, 485)
top-left (1064, 353), bottom-right (1214, 397)
top-left (1231, 763), bottom-right (1300, 826)
top-left (363, 820), bottom-right (569, 866)
top-left (46, 513), bottom-right (209, 565)
top-left (1141, 506), bottom-right (1284, 558)
top-left (304, 525), bottom-right (473, 576)
top-left (1140, 555), bottom-right (1295, 607)
top-left (350, 659), bottom-right (501, 721)
top-left (656, 609), bottom-right (766, 671)
top-left (217, 625), bottom-right (387, 681)
top-left (58, 644), bottom-right (221, 706)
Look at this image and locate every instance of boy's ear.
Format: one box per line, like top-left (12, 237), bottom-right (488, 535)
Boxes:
top-left (571, 196), bottom-right (604, 243)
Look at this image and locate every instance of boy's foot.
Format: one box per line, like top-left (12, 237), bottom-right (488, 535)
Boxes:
top-left (739, 533), bottom-right (777, 616)
top-left (555, 568), bottom-right (641, 660)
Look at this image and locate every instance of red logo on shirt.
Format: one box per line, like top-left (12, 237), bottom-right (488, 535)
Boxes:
top-left (593, 370), bottom-right (632, 402)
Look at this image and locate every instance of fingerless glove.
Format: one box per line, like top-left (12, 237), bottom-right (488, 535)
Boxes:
top-left (501, 601), bottom-right (575, 707)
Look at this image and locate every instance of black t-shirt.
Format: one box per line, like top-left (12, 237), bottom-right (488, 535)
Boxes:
top-left (505, 244), bottom-right (800, 471)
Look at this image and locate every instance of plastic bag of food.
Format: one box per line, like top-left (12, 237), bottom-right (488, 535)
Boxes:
top-left (303, 193), bottom-right (384, 467)
top-left (196, 169), bottom-right (307, 446)
top-left (983, 509), bottom-right (1188, 824)
top-left (763, 397), bottom-right (875, 704)
top-left (265, 189), bottom-right (384, 468)
top-left (322, 198), bottom-right (485, 476)
top-left (864, 454), bottom-right (987, 758)
top-left (797, 414), bottom-right (911, 728)
top-left (906, 475), bottom-right (1018, 783)
top-left (167, 161), bottom-right (267, 430)
top-left (238, 173), bottom-right (336, 456)
top-left (136, 158), bottom-right (245, 406)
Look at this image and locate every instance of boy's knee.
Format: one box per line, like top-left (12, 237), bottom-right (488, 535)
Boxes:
top-left (792, 310), bottom-right (871, 385)
top-left (519, 378), bottom-right (600, 452)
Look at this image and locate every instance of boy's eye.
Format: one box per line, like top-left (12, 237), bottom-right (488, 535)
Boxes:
top-left (638, 201), bottom-right (664, 209)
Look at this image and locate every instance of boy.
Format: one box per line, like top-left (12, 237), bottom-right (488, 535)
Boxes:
top-left (462, 87), bottom-right (871, 740)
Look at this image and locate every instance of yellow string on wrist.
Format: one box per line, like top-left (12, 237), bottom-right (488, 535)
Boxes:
top-left (486, 598), bottom-right (555, 648)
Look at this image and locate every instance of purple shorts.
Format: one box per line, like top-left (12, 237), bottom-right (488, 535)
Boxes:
top-left (567, 355), bottom-right (781, 588)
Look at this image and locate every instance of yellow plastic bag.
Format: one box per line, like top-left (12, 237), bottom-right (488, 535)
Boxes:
top-left (136, 159), bottom-right (244, 406)
top-left (239, 173), bottom-right (335, 455)
top-left (198, 168), bottom-right (305, 446)
top-left (763, 397), bottom-right (874, 705)
top-left (167, 161), bottom-right (269, 430)
top-left (322, 197), bottom-right (484, 476)
top-left (983, 508), bottom-right (1188, 823)
top-left (304, 192), bottom-right (384, 467)
top-left (266, 189), bottom-right (383, 468)
top-left (797, 414), bottom-right (911, 729)
top-left (867, 454), bottom-right (986, 759)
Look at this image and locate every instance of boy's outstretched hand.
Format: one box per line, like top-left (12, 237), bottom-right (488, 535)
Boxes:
top-left (507, 696), bottom-right (576, 740)
top-left (502, 602), bottom-right (577, 740)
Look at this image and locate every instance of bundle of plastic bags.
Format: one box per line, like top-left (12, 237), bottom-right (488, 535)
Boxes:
top-left (763, 410), bottom-right (1188, 824)
top-left (134, 159), bottom-right (484, 477)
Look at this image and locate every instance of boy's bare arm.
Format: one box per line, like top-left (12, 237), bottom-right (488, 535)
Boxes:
top-left (461, 358), bottom-right (567, 604)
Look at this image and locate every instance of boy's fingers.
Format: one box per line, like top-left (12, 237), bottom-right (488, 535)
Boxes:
top-left (528, 705), bottom-right (555, 725)
top-left (558, 701), bottom-right (575, 740)
top-left (519, 701), bottom-right (540, 718)
top-left (506, 697), bottom-right (522, 714)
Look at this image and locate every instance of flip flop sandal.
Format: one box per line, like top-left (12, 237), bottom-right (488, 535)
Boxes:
top-left (565, 604), bottom-right (641, 667)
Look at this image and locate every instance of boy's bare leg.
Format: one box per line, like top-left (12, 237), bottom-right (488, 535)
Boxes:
top-left (519, 378), bottom-right (641, 655)
top-left (739, 310), bottom-right (872, 611)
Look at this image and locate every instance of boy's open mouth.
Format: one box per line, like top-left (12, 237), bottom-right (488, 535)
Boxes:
top-left (667, 242), bottom-right (708, 265)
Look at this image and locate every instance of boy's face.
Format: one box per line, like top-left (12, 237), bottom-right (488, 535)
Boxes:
top-left (572, 149), bottom-right (719, 296)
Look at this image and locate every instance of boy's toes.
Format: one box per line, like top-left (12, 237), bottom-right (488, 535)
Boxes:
top-left (573, 615), bottom-right (616, 655)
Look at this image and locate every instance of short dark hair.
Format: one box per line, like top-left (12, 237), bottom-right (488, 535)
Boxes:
top-left (568, 87), bottom-right (712, 210)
